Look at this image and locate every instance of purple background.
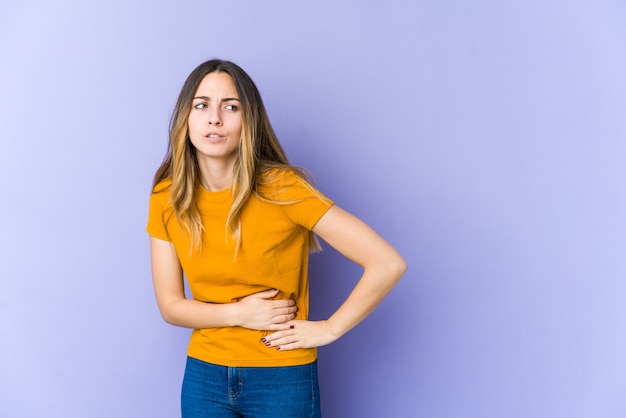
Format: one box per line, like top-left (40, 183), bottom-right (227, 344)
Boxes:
top-left (1, 1), bottom-right (626, 417)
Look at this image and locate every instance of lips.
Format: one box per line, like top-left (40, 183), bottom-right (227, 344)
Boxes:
top-left (205, 132), bottom-right (225, 142)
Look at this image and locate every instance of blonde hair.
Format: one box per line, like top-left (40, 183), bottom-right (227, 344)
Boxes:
top-left (152, 59), bottom-right (321, 255)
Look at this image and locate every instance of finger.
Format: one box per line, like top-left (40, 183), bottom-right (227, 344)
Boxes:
top-left (269, 307), bottom-right (296, 321)
top-left (276, 341), bottom-right (301, 351)
top-left (266, 322), bottom-right (294, 332)
top-left (277, 313), bottom-right (296, 322)
top-left (270, 299), bottom-right (296, 308)
top-left (263, 329), bottom-right (286, 342)
top-left (273, 306), bottom-right (297, 316)
top-left (263, 335), bottom-right (294, 348)
top-left (268, 314), bottom-right (294, 326)
top-left (269, 319), bottom-right (301, 335)
top-left (253, 288), bottom-right (280, 299)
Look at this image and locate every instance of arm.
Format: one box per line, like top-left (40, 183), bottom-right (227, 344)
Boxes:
top-left (262, 205), bottom-right (407, 350)
top-left (150, 236), bottom-right (297, 330)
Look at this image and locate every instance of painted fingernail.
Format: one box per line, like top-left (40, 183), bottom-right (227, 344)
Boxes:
top-left (261, 338), bottom-right (266, 342)
top-left (276, 346), bottom-right (281, 350)
top-left (290, 325), bottom-right (295, 329)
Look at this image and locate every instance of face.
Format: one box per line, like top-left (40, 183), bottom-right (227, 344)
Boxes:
top-left (187, 72), bottom-right (242, 168)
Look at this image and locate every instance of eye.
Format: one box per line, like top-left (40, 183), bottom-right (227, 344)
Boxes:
top-left (194, 103), bottom-right (207, 110)
top-left (225, 104), bottom-right (239, 111)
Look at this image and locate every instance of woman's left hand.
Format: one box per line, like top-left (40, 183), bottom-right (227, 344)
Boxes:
top-left (261, 205), bottom-right (406, 352)
top-left (261, 320), bottom-right (336, 351)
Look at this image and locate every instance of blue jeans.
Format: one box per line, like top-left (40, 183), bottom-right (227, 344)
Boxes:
top-left (181, 357), bottom-right (321, 417)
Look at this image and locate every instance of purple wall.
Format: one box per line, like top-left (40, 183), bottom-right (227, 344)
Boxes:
top-left (2, 1), bottom-right (625, 417)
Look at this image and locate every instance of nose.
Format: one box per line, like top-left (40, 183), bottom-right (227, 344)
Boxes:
top-left (207, 108), bottom-right (222, 125)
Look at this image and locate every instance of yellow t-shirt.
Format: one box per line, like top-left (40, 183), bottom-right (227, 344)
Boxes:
top-left (146, 169), bottom-right (334, 367)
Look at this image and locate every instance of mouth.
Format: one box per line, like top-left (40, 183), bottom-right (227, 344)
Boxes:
top-left (205, 133), bottom-right (225, 142)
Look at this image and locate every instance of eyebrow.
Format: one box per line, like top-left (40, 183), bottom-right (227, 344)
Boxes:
top-left (193, 96), bottom-right (240, 102)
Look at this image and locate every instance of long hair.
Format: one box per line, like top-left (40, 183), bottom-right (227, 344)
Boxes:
top-left (152, 59), bottom-right (321, 255)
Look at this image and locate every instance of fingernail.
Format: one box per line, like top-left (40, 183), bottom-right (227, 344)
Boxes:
top-left (261, 338), bottom-right (266, 343)
top-left (290, 325), bottom-right (295, 329)
top-left (276, 346), bottom-right (281, 350)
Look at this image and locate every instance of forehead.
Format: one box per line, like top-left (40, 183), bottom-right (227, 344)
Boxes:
top-left (194, 72), bottom-right (238, 97)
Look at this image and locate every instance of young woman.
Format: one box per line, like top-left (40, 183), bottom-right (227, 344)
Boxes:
top-left (147, 59), bottom-right (406, 417)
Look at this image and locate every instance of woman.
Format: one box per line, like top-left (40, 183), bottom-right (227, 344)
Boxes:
top-left (147, 59), bottom-right (406, 417)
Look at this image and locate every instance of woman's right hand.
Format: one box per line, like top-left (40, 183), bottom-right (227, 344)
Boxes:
top-left (151, 236), bottom-right (298, 330)
top-left (234, 289), bottom-right (297, 331)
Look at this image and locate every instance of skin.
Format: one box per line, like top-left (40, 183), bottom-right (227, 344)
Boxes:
top-left (151, 72), bottom-right (297, 330)
top-left (187, 71), bottom-right (242, 191)
top-left (262, 205), bottom-right (407, 350)
top-left (150, 71), bottom-right (407, 351)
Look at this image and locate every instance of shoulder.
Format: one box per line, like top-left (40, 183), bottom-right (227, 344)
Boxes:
top-left (147, 178), bottom-right (174, 239)
top-left (257, 167), bottom-right (315, 198)
top-left (149, 178), bottom-right (173, 211)
top-left (256, 167), bottom-right (333, 227)
top-left (256, 167), bottom-right (333, 208)
top-left (152, 178), bottom-right (172, 195)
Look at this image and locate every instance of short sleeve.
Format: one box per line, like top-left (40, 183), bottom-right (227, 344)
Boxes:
top-left (261, 170), bottom-right (334, 230)
top-left (146, 181), bottom-right (173, 241)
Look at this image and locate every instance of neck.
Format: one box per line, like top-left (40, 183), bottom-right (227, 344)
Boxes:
top-left (197, 157), bottom-right (236, 191)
